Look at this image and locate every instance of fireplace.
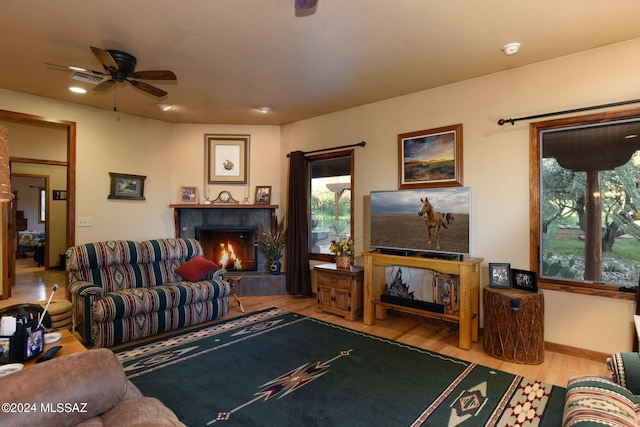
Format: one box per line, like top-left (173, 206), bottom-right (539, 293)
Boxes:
top-left (171, 205), bottom-right (285, 288)
top-left (196, 226), bottom-right (257, 271)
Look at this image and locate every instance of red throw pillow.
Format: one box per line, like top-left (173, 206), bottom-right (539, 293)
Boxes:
top-left (175, 256), bottom-right (218, 282)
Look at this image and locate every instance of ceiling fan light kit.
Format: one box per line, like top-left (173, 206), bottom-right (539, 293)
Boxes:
top-left (48, 46), bottom-right (177, 99)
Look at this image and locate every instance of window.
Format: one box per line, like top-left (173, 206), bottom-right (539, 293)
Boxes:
top-left (530, 108), bottom-right (640, 296)
top-left (308, 150), bottom-right (354, 260)
top-left (39, 188), bottom-right (46, 223)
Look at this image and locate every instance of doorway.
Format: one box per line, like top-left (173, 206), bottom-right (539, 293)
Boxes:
top-left (12, 175), bottom-right (47, 270)
top-left (0, 109), bottom-right (76, 300)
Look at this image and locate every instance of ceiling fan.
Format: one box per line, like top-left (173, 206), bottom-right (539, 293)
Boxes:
top-left (47, 46), bottom-right (177, 97)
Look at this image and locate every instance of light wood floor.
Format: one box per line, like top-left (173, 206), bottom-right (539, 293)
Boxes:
top-left (4, 258), bottom-right (609, 387)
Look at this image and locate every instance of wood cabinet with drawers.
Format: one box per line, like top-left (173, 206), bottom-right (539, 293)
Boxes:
top-left (314, 263), bottom-right (364, 321)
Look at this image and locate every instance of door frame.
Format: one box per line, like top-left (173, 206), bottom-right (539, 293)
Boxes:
top-left (11, 173), bottom-right (50, 269)
top-left (0, 109), bottom-right (76, 299)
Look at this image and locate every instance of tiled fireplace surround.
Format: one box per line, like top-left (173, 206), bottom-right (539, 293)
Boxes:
top-left (172, 205), bottom-right (286, 296)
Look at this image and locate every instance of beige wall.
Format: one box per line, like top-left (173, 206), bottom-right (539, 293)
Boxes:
top-left (169, 124), bottom-right (281, 207)
top-left (1, 37), bottom-right (640, 354)
top-left (281, 38), bottom-right (640, 354)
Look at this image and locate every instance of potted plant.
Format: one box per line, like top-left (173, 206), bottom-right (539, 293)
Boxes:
top-left (329, 236), bottom-right (354, 268)
top-left (255, 219), bottom-right (287, 275)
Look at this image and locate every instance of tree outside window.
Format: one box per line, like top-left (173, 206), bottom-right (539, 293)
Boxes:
top-left (307, 151), bottom-right (353, 260)
top-left (532, 109), bottom-right (640, 293)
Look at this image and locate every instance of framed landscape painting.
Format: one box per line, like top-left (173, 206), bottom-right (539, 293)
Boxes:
top-left (398, 124), bottom-right (463, 189)
top-left (108, 172), bottom-right (146, 200)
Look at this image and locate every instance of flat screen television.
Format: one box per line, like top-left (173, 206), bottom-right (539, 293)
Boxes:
top-left (370, 187), bottom-right (471, 257)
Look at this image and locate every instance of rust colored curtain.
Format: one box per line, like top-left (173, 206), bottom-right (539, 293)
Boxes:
top-left (285, 151), bottom-right (311, 295)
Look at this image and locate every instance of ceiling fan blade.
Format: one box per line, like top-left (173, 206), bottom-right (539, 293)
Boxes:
top-left (45, 62), bottom-right (108, 76)
top-left (93, 80), bottom-right (114, 91)
top-left (131, 70), bottom-right (177, 80)
top-left (295, 0), bottom-right (317, 10)
top-left (128, 80), bottom-right (167, 97)
top-left (90, 46), bottom-right (118, 71)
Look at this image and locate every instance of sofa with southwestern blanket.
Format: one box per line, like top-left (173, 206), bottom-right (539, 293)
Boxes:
top-left (67, 238), bottom-right (231, 348)
top-left (563, 352), bottom-right (640, 426)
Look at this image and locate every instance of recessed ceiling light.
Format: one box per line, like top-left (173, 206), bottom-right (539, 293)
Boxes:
top-left (257, 106), bottom-right (272, 113)
top-left (69, 86), bottom-right (86, 94)
top-left (157, 104), bottom-right (173, 111)
top-left (502, 42), bottom-right (521, 56)
top-left (625, 134), bottom-right (638, 139)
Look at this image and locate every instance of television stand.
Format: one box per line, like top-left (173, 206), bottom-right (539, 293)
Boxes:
top-left (363, 251), bottom-right (483, 350)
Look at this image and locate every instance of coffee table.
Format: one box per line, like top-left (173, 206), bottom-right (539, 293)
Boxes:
top-left (24, 329), bottom-right (86, 368)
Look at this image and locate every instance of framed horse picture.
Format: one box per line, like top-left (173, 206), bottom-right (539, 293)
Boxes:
top-left (398, 124), bottom-right (463, 189)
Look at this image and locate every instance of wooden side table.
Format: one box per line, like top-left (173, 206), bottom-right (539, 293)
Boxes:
top-left (483, 287), bottom-right (544, 364)
top-left (314, 263), bottom-right (364, 321)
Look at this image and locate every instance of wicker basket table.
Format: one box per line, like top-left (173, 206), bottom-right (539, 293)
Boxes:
top-left (483, 287), bottom-right (544, 364)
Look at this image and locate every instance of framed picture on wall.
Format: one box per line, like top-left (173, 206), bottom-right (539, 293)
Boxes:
top-left (108, 173), bottom-right (146, 200)
top-left (52, 190), bottom-right (67, 201)
top-left (205, 134), bottom-right (250, 184)
top-left (398, 124), bottom-right (463, 189)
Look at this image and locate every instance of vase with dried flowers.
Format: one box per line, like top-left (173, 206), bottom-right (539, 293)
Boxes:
top-left (255, 219), bottom-right (287, 275)
top-left (329, 236), bottom-right (354, 268)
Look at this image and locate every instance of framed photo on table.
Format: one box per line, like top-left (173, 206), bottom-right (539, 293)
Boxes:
top-left (255, 186), bottom-right (271, 204)
top-left (489, 263), bottom-right (511, 288)
top-left (205, 134), bottom-right (249, 184)
top-left (398, 124), bottom-right (463, 189)
top-left (180, 186), bottom-right (199, 204)
top-left (511, 269), bottom-right (538, 292)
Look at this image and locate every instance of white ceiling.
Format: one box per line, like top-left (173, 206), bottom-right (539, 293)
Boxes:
top-left (2, 0), bottom-right (640, 125)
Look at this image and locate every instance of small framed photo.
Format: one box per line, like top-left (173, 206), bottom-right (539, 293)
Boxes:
top-left (489, 263), bottom-right (511, 288)
top-left (255, 186), bottom-right (271, 204)
top-left (511, 269), bottom-right (538, 293)
top-left (52, 190), bottom-right (67, 201)
top-left (398, 123), bottom-right (463, 189)
top-left (180, 186), bottom-right (199, 204)
top-left (108, 173), bottom-right (146, 200)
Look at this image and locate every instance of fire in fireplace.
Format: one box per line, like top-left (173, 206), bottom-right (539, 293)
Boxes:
top-left (195, 227), bottom-right (257, 271)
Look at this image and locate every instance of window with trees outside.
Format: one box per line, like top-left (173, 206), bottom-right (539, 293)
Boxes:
top-left (530, 108), bottom-right (640, 297)
top-left (308, 150), bottom-right (353, 261)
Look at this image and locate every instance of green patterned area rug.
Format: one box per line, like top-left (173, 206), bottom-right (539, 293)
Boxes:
top-left (115, 308), bottom-right (565, 426)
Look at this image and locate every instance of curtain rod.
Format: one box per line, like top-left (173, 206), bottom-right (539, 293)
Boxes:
top-left (287, 141), bottom-right (366, 157)
top-left (497, 98), bottom-right (640, 126)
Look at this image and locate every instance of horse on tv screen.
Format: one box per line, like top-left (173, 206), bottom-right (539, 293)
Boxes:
top-left (370, 187), bottom-right (471, 256)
